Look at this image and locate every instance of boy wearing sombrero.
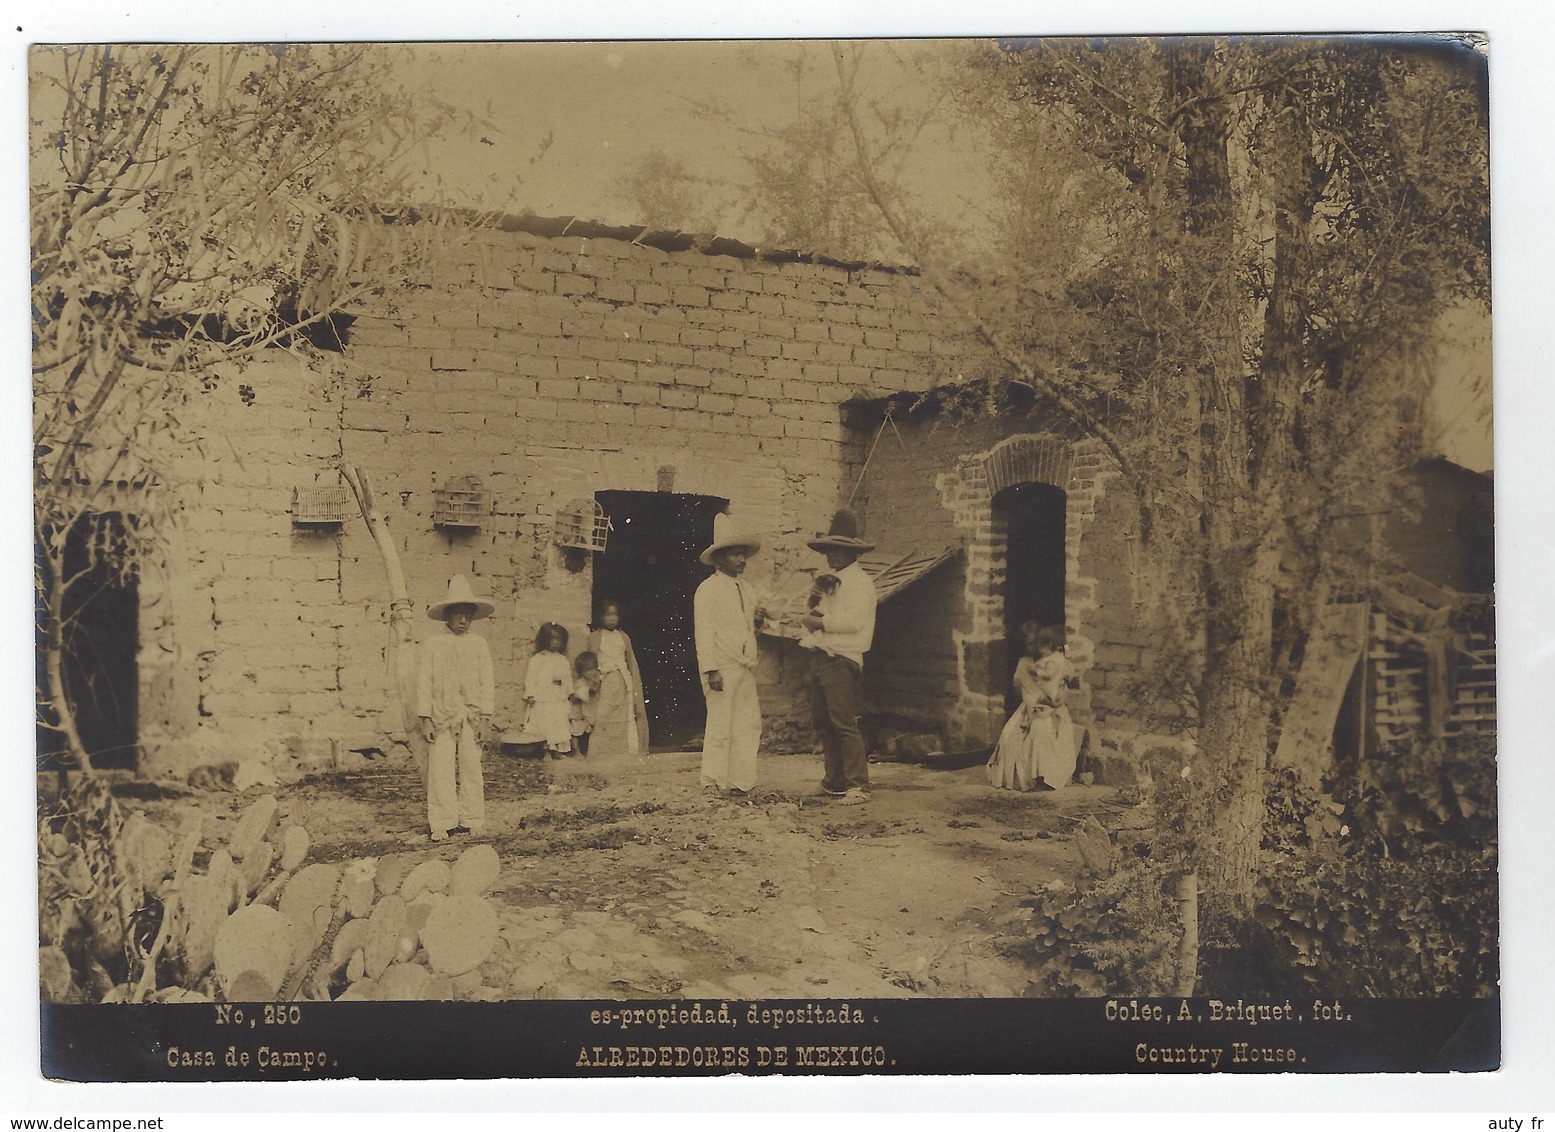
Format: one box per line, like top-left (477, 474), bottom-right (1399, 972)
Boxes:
top-left (416, 575), bottom-right (496, 842)
top-left (800, 510), bottom-right (878, 805)
top-left (693, 512), bottom-right (766, 797)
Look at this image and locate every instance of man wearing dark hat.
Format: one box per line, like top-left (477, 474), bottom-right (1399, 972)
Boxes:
top-left (800, 510), bottom-right (878, 805)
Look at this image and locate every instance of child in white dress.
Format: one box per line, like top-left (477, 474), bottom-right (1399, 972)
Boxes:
top-left (524, 622), bottom-right (573, 760)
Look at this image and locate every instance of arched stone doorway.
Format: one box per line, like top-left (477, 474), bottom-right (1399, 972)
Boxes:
top-left (937, 432), bottom-right (1109, 745)
top-left (992, 481), bottom-right (1066, 715)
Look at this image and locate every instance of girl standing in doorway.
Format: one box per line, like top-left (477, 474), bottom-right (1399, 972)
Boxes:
top-left (586, 599), bottom-right (650, 759)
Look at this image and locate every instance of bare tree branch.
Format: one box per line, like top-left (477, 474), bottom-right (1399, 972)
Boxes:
top-left (833, 45), bottom-right (1141, 486)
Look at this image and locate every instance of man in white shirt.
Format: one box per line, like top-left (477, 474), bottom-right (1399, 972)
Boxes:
top-left (417, 575), bottom-right (496, 841)
top-left (693, 512), bottom-right (766, 796)
top-left (799, 510), bottom-right (878, 805)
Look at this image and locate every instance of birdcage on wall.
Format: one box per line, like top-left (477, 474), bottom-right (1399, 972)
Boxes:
top-left (432, 476), bottom-right (487, 530)
top-left (554, 498), bottom-right (611, 553)
top-left (291, 484), bottom-right (351, 527)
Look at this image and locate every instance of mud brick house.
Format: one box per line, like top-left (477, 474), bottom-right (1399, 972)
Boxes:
top-left (71, 216), bottom-right (1170, 779)
top-left (823, 388), bottom-right (1161, 770)
top-left (1365, 460), bottom-right (1495, 748)
top-left (1274, 459), bottom-right (1495, 785)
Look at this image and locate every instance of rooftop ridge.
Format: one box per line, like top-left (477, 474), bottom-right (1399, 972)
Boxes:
top-left (415, 206), bottom-right (921, 277)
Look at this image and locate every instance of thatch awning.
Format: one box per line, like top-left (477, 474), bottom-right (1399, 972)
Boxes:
top-left (759, 546), bottom-right (962, 638)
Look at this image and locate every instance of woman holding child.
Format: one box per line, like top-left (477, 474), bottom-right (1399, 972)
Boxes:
top-left (986, 622), bottom-right (1079, 792)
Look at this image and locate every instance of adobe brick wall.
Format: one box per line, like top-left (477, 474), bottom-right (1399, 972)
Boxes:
top-left (842, 406), bottom-right (1172, 777)
top-left (842, 413), bottom-right (994, 737)
top-left (138, 224), bottom-right (992, 777)
top-left (137, 354), bottom-right (379, 776)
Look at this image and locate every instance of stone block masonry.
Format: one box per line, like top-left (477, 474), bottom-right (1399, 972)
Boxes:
top-left (139, 221), bottom-right (995, 777)
top-left (844, 403), bottom-right (1166, 777)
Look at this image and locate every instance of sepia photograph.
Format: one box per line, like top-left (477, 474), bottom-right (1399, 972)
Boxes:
top-left (24, 27), bottom-right (1510, 1084)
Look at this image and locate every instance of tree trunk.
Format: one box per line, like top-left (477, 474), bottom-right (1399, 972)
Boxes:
top-left (1255, 77), bottom-right (1321, 699)
top-left (1174, 872), bottom-right (1200, 996)
top-left (1193, 554), bottom-right (1278, 915)
top-left (1177, 46), bottom-right (1275, 918)
top-left (341, 465), bottom-right (427, 782)
top-left (42, 545), bottom-right (95, 776)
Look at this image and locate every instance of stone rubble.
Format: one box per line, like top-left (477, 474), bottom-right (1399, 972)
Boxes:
top-left (90, 793), bottom-right (510, 1004)
top-left (47, 757), bottom-right (1105, 1006)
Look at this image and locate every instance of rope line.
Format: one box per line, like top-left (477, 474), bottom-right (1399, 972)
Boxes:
top-left (843, 407), bottom-right (892, 510)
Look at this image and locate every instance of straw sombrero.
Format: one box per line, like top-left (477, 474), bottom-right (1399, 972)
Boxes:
top-left (698, 512), bottom-right (762, 567)
top-left (806, 509), bottom-right (875, 554)
top-left (426, 574), bottom-right (495, 621)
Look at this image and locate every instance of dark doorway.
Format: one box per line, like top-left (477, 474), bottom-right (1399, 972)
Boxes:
top-left (593, 490), bottom-right (728, 751)
top-left (994, 482), bottom-right (1066, 714)
top-left (36, 513), bottom-right (140, 771)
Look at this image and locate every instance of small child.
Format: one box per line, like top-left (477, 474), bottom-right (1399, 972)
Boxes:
top-left (794, 573), bottom-right (842, 651)
top-left (569, 651), bottom-right (602, 756)
top-left (524, 622), bottom-right (573, 760)
top-left (416, 575), bottom-right (495, 842)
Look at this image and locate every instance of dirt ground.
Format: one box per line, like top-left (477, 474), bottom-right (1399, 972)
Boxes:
top-left (125, 748), bottom-right (1128, 1000)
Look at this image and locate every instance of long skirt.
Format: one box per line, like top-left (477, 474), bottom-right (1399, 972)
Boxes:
top-left (589, 670), bottom-right (642, 759)
top-left (986, 705), bottom-right (1077, 792)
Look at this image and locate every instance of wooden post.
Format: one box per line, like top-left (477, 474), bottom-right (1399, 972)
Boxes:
top-left (1175, 872), bottom-right (1199, 996)
top-left (341, 465), bottom-right (427, 783)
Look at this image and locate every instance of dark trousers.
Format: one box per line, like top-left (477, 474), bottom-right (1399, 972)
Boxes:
top-left (810, 652), bottom-right (868, 793)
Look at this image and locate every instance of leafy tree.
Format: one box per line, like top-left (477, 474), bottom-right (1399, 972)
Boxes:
top-left (732, 107), bottom-right (889, 260)
top-left (31, 44), bottom-right (480, 772)
top-left (662, 45), bottom-right (959, 261)
top-left (611, 147), bottom-right (708, 232)
top-left (837, 36), bottom-right (1489, 944)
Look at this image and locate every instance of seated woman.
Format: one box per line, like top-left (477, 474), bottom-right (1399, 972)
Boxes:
top-left (986, 623), bottom-right (1079, 792)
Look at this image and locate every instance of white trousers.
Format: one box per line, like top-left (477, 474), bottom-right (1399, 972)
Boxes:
top-left (427, 719), bottom-right (485, 833)
top-left (700, 664), bottom-right (762, 791)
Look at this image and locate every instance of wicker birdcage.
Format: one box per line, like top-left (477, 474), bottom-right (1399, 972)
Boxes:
top-left (432, 476), bottom-right (487, 529)
top-left (292, 484), bottom-right (350, 526)
top-left (555, 498), bottom-right (611, 553)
